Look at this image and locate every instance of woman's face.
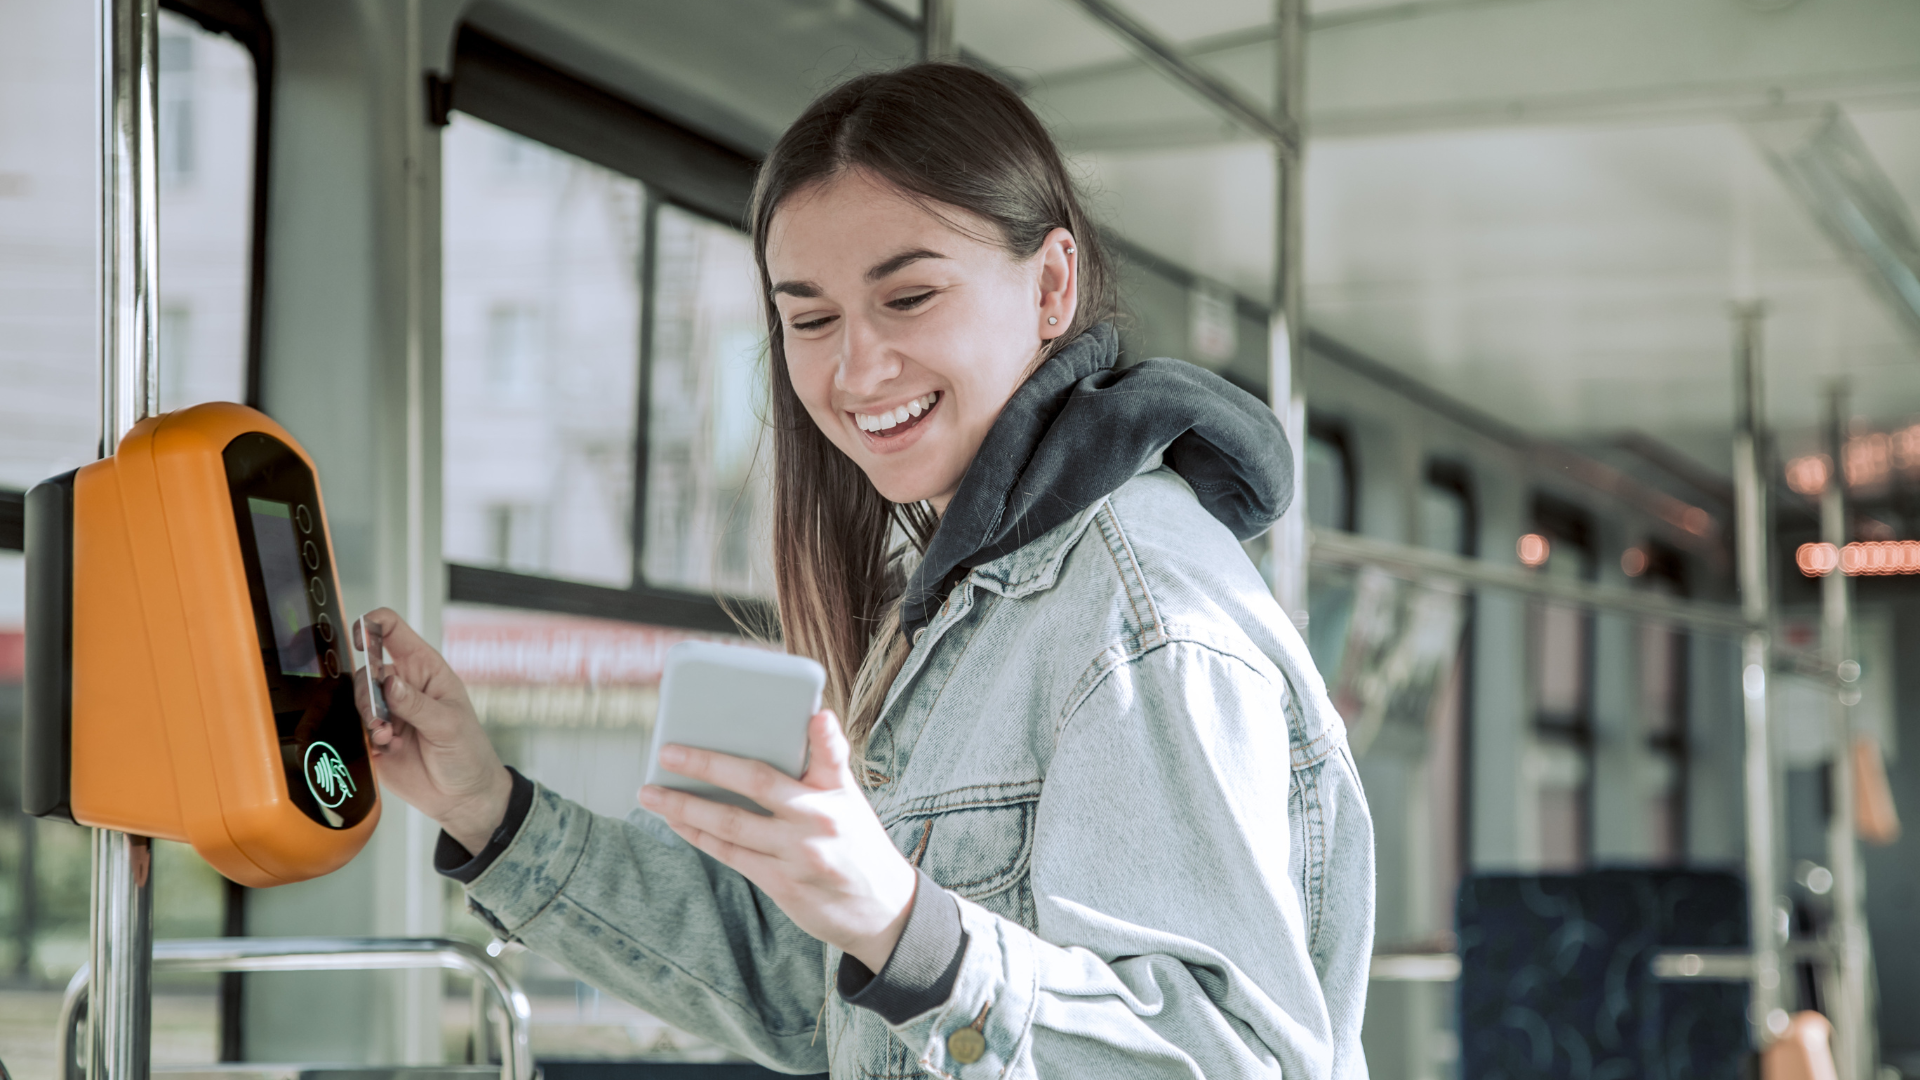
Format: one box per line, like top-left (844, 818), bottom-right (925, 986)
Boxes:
top-left (766, 169), bottom-right (1077, 512)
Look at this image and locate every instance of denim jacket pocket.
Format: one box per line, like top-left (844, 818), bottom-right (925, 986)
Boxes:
top-left (886, 781), bottom-right (1042, 929)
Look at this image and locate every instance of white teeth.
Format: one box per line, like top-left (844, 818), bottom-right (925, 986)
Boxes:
top-left (855, 392), bottom-right (939, 434)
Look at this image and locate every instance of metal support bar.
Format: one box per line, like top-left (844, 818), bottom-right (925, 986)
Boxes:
top-left (1732, 301), bottom-right (1786, 1047)
top-left (1056, 0), bottom-right (1300, 155)
top-left (1822, 383), bottom-right (1871, 1080)
top-left (60, 938), bottom-right (536, 1080)
top-left (921, 0), bottom-right (955, 61)
top-left (1309, 528), bottom-right (1749, 633)
top-left (1265, 0), bottom-right (1308, 623)
top-left (94, 0), bottom-right (161, 1076)
top-left (100, 0), bottom-right (159, 450)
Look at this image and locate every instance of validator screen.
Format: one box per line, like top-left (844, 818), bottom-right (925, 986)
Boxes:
top-left (247, 496), bottom-right (322, 677)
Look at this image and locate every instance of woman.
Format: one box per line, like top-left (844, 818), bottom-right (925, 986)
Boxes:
top-left (363, 63), bottom-right (1373, 1079)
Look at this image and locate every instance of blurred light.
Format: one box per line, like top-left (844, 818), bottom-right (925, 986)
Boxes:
top-left (1794, 860), bottom-right (1835, 896)
top-left (1838, 659), bottom-right (1861, 682)
top-left (1897, 424), bottom-right (1920, 477)
top-left (1621, 547), bottom-right (1648, 577)
top-left (1517, 533), bottom-right (1550, 568)
top-left (1681, 507), bottom-right (1713, 536)
top-left (1785, 453), bottom-right (1830, 496)
top-left (1845, 432), bottom-right (1892, 488)
top-left (1797, 540), bottom-right (1920, 576)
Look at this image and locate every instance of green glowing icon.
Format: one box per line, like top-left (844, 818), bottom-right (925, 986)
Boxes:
top-left (304, 741), bottom-right (356, 809)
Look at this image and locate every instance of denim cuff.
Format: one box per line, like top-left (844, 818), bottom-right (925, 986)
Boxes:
top-left (433, 767), bottom-right (535, 884)
top-left (884, 894), bottom-right (1037, 1076)
top-left (838, 868), bottom-right (967, 1025)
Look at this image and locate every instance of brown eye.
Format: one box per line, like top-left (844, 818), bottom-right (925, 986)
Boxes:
top-left (888, 291), bottom-right (935, 311)
top-left (792, 314), bottom-right (838, 332)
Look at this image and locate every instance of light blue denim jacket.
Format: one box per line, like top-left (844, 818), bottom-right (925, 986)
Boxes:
top-left (459, 464), bottom-right (1375, 1079)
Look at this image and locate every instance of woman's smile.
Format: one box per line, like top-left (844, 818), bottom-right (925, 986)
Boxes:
top-left (850, 391), bottom-right (940, 452)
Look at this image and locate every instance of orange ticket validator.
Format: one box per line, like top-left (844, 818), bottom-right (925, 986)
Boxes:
top-left (23, 402), bottom-right (379, 886)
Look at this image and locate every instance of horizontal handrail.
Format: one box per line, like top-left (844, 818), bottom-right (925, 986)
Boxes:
top-left (1368, 943), bottom-right (1840, 984)
top-left (59, 937), bottom-right (532, 1080)
top-left (1311, 528), bottom-right (1751, 633)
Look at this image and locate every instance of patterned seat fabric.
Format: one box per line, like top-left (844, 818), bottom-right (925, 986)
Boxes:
top-left (1457, 870), bottom-right (1750, 1080)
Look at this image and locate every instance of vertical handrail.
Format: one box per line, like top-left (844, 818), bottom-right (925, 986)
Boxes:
top-left (1267, 0), bottom-right (1308, 624)
top-left (59, 938), bottom-right (535, 1080)
top-left (94, 0), bottom-right (161, 1075)
top-left (1732, 301), bottom-right (1785, 1047)
top-left (1822, 383), bottom-right (1869, 1080)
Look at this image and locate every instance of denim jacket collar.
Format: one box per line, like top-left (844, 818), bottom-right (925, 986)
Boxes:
top-left (964, 452), bottom-right (1166, 601)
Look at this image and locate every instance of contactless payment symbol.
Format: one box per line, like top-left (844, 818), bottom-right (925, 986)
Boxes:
top-left (304, 741), bottom-right (356, 809)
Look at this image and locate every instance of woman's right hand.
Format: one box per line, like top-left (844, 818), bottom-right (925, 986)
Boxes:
top-left (355, 607), bottom-right (514, 855)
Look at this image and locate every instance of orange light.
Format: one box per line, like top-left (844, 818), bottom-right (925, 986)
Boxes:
top-left (1621, 547), bottom-right (1648, 577)
top-left (1845, 433), bottom-right (1892, 489)
top-left (1517, 533), bottom-right (1550, 568)
top-left (1797, 540), bottom-right (1920, 577)
top-left (1785, 454), bottom-right (1830, 497)
top-left (1798, 542), bottom-right (1840, 577)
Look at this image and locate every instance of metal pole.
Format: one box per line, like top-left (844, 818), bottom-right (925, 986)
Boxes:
top-left (1821, 383), bottom-right (1870, 1080)
top-left (921, 0), bottom-right (955, 61)
top-left (94, 0), bottom-right (160, 1077)
top-left (1059, 0), bottom-right (1299, 155)
top-left (1732, 301), bottom-right (1785, 1048)
top-left (101, 0), bottom-right (159, 452)
top-left (1267, 0), bottom-right (1307, 623)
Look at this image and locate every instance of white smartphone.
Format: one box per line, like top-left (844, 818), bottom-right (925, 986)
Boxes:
top-left (644, 641), bottom-right (827, 816)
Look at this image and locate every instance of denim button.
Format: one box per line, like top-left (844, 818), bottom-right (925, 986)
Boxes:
top-left (947, 1027), bottom-right (985, 1064)
top-left (913, 627), bottom-right (927, 647)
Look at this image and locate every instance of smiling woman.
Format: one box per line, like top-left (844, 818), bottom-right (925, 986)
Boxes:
top-left (359, 61), bottom-right (1371, 1080)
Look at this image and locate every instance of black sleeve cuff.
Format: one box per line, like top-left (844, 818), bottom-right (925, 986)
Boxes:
top-left (837, 868), bottom-right (967, 1025)
top-left (433, 767), bottom-right (535, 884)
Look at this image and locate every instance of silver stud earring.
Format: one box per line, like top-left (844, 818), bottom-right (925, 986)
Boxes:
top-left (1048, 316), bottom-right (1058, 325)
top-left (1066, 246), bottom-right (1076, 254)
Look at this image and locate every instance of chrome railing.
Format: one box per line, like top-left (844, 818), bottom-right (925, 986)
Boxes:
top-left (59, 937), bottom-right (533, 1080)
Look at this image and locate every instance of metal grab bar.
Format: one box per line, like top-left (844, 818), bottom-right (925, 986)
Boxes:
top-left (58, 937), bottom-right (534, 1080)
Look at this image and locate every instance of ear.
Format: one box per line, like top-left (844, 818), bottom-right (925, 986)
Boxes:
top-left (1036, 227), bottom-right (1079, 344)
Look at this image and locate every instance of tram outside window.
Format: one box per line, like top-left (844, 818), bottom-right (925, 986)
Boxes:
top-left (0, 0), bottom-right (268, 1064)
top-left (1528, 496), bottom-right (1598, 871)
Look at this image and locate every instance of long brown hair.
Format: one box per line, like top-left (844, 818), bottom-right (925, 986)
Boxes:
top-left (749, 63), bottom-right (1117, 758)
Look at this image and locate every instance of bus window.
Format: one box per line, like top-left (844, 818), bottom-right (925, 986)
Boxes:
top-left (442, 114), bottom-right (644, 588)
top-left (155, 10), bottom-right (255, 413)
top-left (1529, 496), bottom-right (1596, 871)
top-left (641, 204), bottom-right (775, 600)
top-left (1305, 420), bottom-right (1355, 533)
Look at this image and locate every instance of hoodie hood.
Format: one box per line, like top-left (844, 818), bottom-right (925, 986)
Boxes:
top-left (900, 322), bottom-right (1294, 637)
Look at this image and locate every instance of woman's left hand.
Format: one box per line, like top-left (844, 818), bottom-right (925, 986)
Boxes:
top-left (639, 710), bottom-right (918, 973)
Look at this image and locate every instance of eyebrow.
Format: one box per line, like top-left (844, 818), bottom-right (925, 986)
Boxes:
top-left (865, 247), bottom-right (947, 282)
top-left (769, 247), bottom-right (949, 300)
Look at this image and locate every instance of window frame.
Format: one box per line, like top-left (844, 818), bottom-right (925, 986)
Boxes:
top-left (438, 26), bottom-right (774, 636)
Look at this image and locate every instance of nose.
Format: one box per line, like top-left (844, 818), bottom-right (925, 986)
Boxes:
top-left (834, 314), bottom-right (902, 400)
